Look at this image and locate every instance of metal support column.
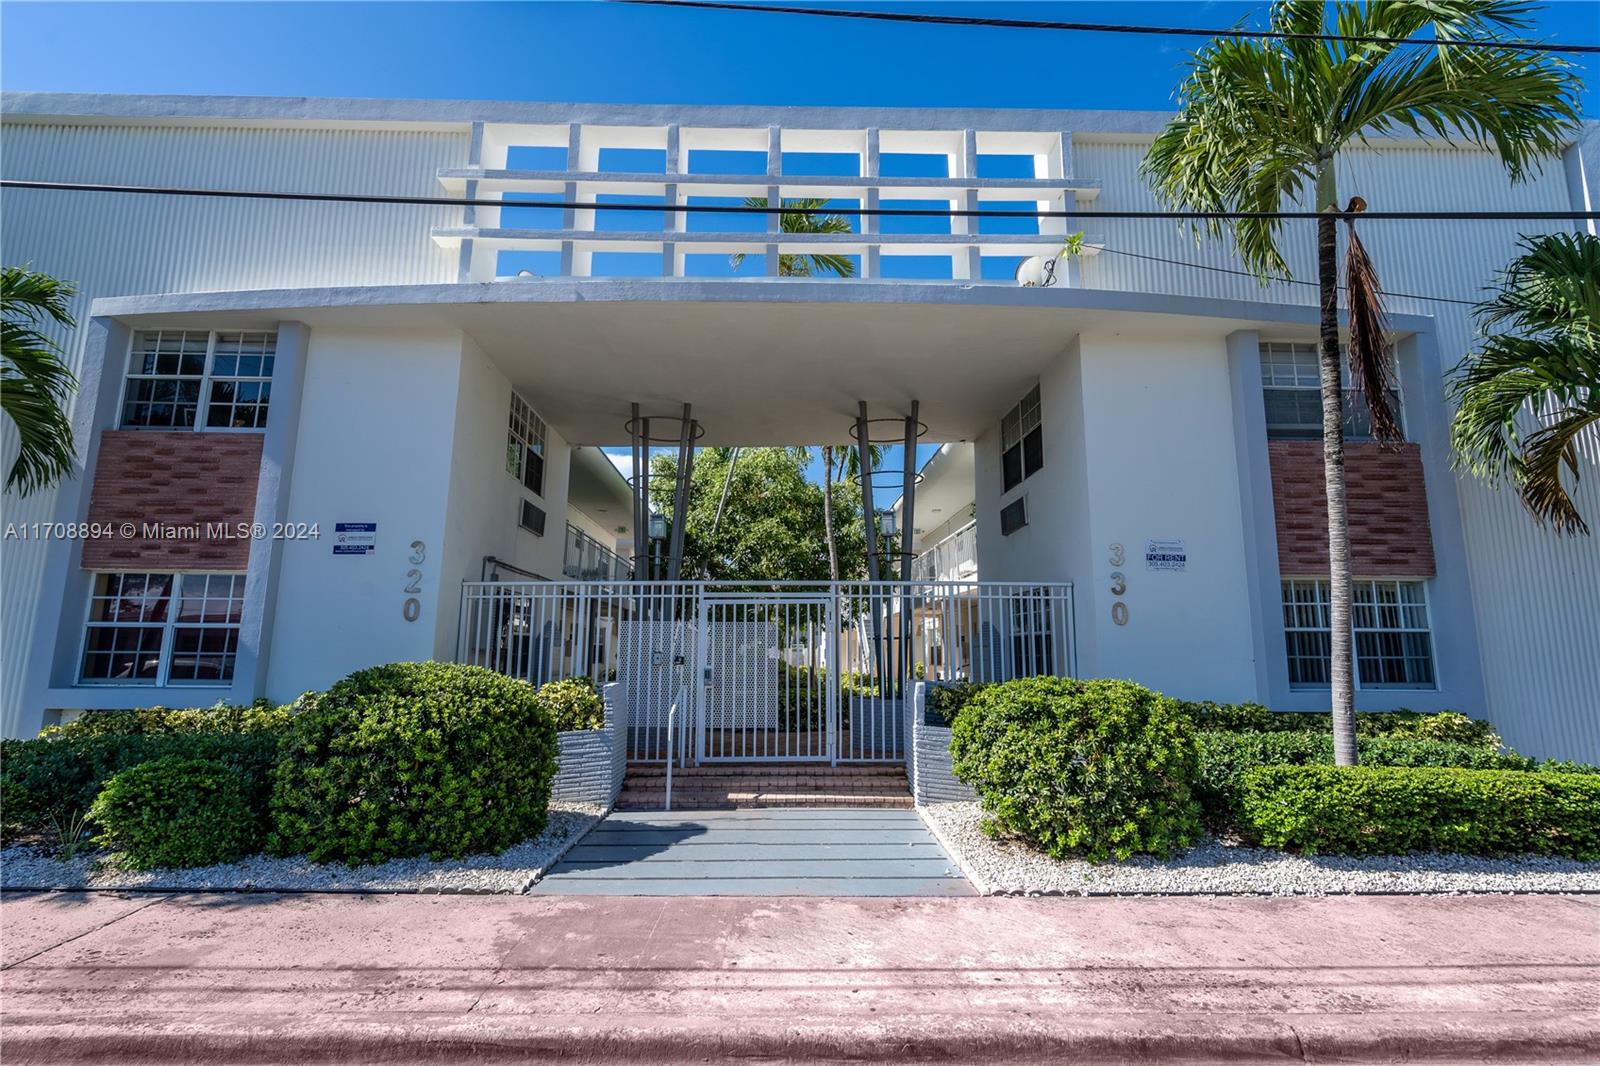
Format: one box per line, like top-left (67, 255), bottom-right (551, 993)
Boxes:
top-left (899, 401), bottom-right (919, 689)
top-left (630, 402), bottom-right (645, 579)
top-left (856, 401), bottom-right (881, 583)
top-left (666, 403), bottom-right (694, 581)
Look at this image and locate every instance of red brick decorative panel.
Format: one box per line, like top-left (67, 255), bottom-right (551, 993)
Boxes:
top-left (81, 431), bottom-right (263, 570)
top-left (1268, 440), bottom-right (1435, 577)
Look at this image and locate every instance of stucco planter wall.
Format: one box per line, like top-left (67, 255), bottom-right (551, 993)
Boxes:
top-left (908, 682), bottom-right (978, 806)
top-left (549, 681), bottom-right (628, 806)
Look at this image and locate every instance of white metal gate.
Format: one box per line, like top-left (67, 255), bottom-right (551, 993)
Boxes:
top-left (457, 580), bottom-right (1075, 765)
top-left (698, 594), bottom-right (834, 762)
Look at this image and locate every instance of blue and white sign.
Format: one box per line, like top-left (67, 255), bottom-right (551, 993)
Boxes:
top-left (1145, 538), bottom-right (1186, 572)
top-left (333, 521), bottom-right (377, 555)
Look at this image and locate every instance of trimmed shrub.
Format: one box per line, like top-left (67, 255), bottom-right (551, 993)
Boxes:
top-left (949, 677), bottom-right (1202, 862)
top-left (1, 731), bottom-right (281, 844)
top-left (1192, 731), bottom-right (1563, 830)
top-left (89, 757), bottom-right (258, 869)
top-left (268, 662), bottom-right (559, 865)
top-left (42, 699), bottom-right (294, 739)
top-left (1178, 702), bottom-right (1501, 749)
top-left (925, 680), bottom-right (991, 726)
top-left (538, 677), bottom-right (606, 732)
top-left (1240, 765), bottom-right (1600, 860)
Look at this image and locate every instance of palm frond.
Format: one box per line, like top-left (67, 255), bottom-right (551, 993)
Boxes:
top-left (1, 266), bottom-right (79, 496)
top-left (1450, 232), bottom-right (1600, 535)
top-left (730, 197), bottom-right (858, 278)
top-left (1341, 200), bottom-right (1402, 442)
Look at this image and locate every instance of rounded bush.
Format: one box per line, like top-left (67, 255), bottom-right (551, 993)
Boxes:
top-left (949, 677), bottom-right (1203, 862)
top-left (268, 662), bottom-right (558, 865)
top-left (538, 677), bottom-right (605, 732)
top-left (89, 756), bottom-right (258, 869)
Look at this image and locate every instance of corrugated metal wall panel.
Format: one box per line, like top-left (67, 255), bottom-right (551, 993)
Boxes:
top-left (1074, 139), bottom-right (1599, 762)
top-left (1, 121), bottom-right (469, 732)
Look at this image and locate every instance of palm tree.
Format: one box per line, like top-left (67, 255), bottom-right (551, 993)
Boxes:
top-left (1142, 0), bottom-right (1580, 765)
top-left (1450, 232), bottom-right (1599, 535)
top-left (2, 267), bottom-right (79, 496)
top-left (731, 198), bottom-right (857, 278)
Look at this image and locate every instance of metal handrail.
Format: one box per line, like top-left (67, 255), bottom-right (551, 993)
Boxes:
top-left (664, 684), bottom-right (687, 811)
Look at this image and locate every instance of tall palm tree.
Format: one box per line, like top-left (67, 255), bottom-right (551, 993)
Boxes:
top-left (731, 198), bottom-right (857, 278)
top-left (1142, 0), bottom-right (1579, 765)
top-left (1451, 232), bottom-right (1599, 535)
top-left (2, 267), bottom-right (79, 496)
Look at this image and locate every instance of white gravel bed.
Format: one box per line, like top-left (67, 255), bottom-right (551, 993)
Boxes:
top-left (921, 801), bottom-right (1600, 897)
top-left (0, 802), bottom-right (605, 895)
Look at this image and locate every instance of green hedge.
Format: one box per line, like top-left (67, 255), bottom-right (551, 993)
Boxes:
top-left (268, 662), bottom-right (558, 865)
top-left (90, 757), bottom-right (259, 869)
top-left (1177, 701), bottom-right (1500, 749)
top-left (925, 681), bottom-right (990, 726)
top-left (1, 730), bottom-right (281, 845)
top-left (1195, 731), bottom-right (1597, 831)
top-left (949, 677), bottom-right (1202, 862)
top-left (538, 678), bottom-right (606, 732)
top-left (1240, 765), bottom-right (1600, 860)
top-left (42, 700), bottom-right (294, 739)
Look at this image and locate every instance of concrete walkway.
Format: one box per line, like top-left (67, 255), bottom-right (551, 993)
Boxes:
top-left (533, 808), bottom-right (971, 895)
top-left (2, 892), bottom-right (1596, 1063)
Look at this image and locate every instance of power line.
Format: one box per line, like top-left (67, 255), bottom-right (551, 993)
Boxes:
top-left (618, 0), bottom-right (1600, 55)
top-left (4, 179), bottom-right (1596, 222)
top-left (1094, 245), bottom-right (1478, 307)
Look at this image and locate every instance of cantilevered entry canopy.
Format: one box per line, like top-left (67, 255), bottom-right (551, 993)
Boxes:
top-left (91, 278), bottom-right (1422, 446)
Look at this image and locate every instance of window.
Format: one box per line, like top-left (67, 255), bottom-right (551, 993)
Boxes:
top-left (1281, 578), bottom-right (1435, 689)
top-left (81, 572), bottom-right (245, 685)
top-left (1260, 341), bottom-right (1401, 441)
top-left (520, 499), bottom-right (547, 537)
top-left (121, 331), bottom-right (275, 430)
top-left (1000, 384), bottom-right (1043, 492)
top-left (507, 391), bottom-right (548, 496)
top-left (999, 497), bottom-right (1028, 536)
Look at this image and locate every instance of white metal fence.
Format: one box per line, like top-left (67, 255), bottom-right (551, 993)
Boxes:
top-left (456, 580), bottom-right (1075, 764)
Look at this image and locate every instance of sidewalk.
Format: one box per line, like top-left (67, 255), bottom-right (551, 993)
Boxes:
top-left (2, 891), bottom-right (1596, 1064)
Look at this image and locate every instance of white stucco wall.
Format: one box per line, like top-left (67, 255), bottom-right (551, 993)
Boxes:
top-left (264, 329), bottom-right (464, 700)
top-left (976, 332), bottom-right (1258, 701)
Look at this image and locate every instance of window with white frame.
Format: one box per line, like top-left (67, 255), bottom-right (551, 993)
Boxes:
top-left (1281, 578), bottom-right (1436, 689)
top-left (1259, 341), bottom-right (1401, 441)
top-left (506, 391), bottom-right (548, 496)
top-left (121, 330), bottom-right (276, 430)
top-left (80, 572), bottom-right (246, 685)
top-left (1000, 384), bottom-right (1042, 492)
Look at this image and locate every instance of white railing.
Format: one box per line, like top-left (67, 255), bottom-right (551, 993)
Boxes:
top-left (562, 523), bottom-right (633, 581)
top-left (911, 520), bottom-right (978, 582)
top-left (438, 120), bottom-right (1101, 284)
top-left (456, 579), bottom-right (1076, 764)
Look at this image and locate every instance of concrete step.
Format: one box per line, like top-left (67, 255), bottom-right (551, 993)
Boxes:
top-left (616, 763), bottom-right (913, 810)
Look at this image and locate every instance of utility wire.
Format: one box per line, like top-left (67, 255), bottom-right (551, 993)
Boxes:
top-left (4, 180), bottom-right (1596, 222)
top-left (618, 0), bottom-right (1600, 55)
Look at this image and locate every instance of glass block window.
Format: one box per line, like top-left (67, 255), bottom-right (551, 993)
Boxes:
top-left (204, 332), bottom-right (276, 428)
top-left (122, 330), bottom-right (276, 430)
top-left (507, 390), bottom-right (549, 496)
top-left (1000, 384), bottom-right (1042, 492)
top-left (1281, 578), bottom-right (1435, 689)
top-left (1260, 341), bottom-right (1402, 441)
top-left (81, 572), bottom-right (245, 685)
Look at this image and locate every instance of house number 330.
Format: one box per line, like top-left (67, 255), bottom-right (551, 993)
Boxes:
top-left (403, 540), bottom-right (426, 622)
top-left (1109, 543), bottom-right (1129, 626)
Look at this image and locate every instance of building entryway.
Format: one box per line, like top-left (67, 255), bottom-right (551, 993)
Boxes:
top-left (531, 808), bottom-right (971, 896)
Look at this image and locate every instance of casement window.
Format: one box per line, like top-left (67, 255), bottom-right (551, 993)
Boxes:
top-left (1000, 384), bottom-right (1043, 492)
top-left (1259, 341), bottom-right (1402, 441)
top-left (1281, 578), bottom-right (1436, 689)
top-left (80, 572), bottom-right (245, 685)
top-left (506, 391), bottom-right (548, 496)
top-left (121, 330), bottom-right (276, 430)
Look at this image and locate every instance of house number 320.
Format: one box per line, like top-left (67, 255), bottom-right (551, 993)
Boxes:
top-left (403, 540), bottom-right (425, 622)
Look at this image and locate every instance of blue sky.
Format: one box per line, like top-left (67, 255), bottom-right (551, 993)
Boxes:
top-left (3, 1), bottom-right (1595, 113)
top-left (6, 0), bottom-right (1594, 490)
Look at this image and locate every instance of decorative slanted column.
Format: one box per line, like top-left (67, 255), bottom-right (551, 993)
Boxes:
top-left (666, 403), bottom-right (695, 581)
